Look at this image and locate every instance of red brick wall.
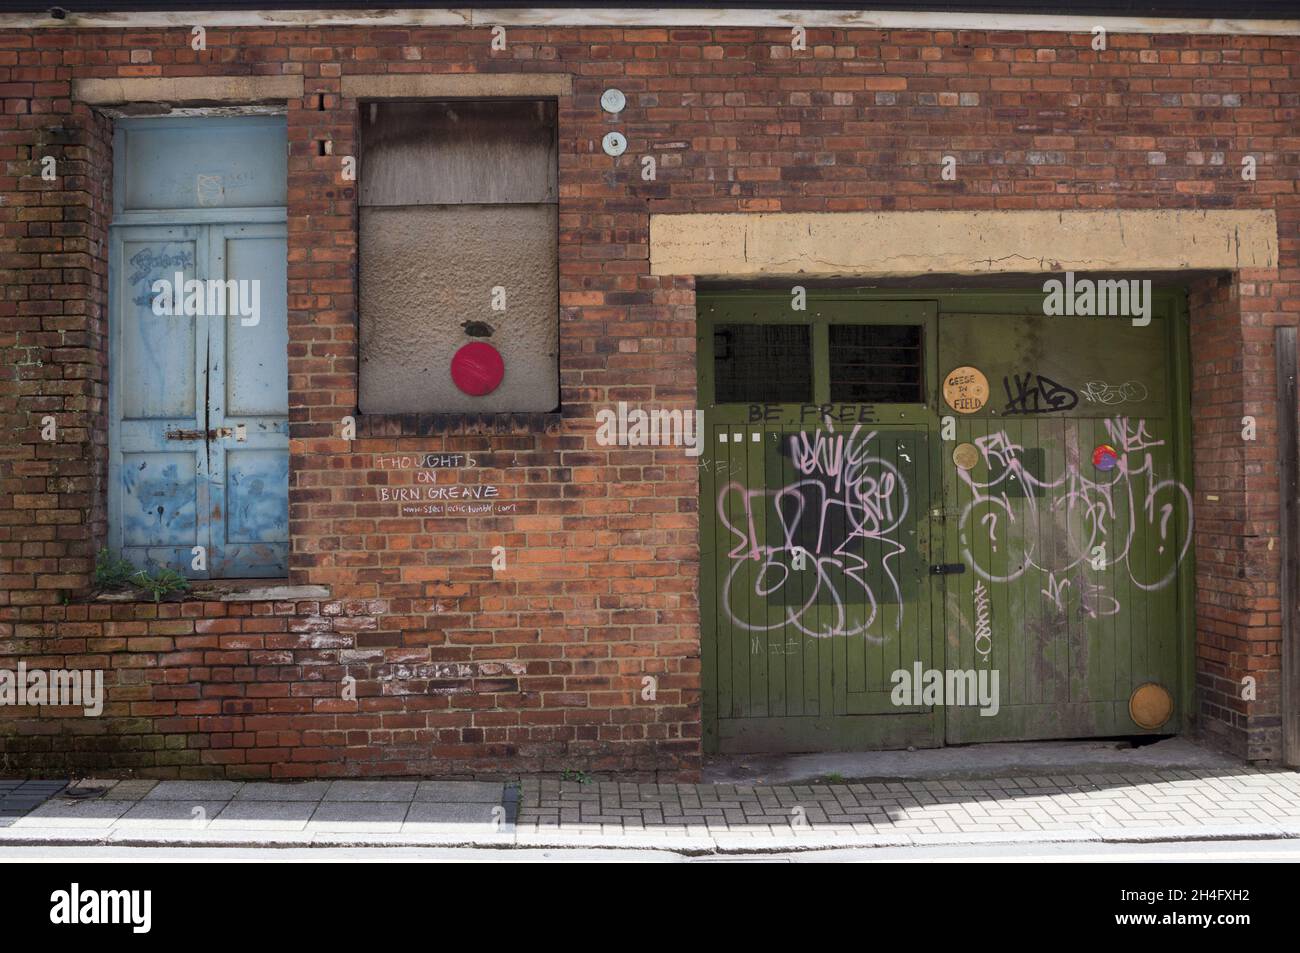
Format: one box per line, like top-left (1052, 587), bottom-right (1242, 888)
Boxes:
top-left (1188, 273), bottom-right (1277, 759)
top-left (1, 23), bottom-right (1297, 777)
top-left (1, 100), bottom-right (111, 605)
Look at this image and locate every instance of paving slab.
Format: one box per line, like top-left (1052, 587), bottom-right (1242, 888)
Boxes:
top-left (1, 795), bottom-right (49, 809)
top-left (212, 801), bottom-right (317, 831)
top-left (235, 781), bottom-right (331, 801)
top-left (322, 781), bottom-right (419, 802)
top-left (15, 798), bottom-right (133, 829)
top-left (414, 781), bottom-right (504, 803)
top-left (13, 780), bottom-right (67, 793)
top-left (143, 781), bottom-right (242, 801)
top-left (308, 801), bottom-right (410, 832)
top-left (404, 801), bottom-right (500, 830)
top-left (100, 781), bottom-right (159, 800)
top-left (118, 800), bottom-right (230, 830)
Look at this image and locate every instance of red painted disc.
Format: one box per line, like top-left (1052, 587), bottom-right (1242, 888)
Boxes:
top-left (450, 341), bottom-right (505, 396)
top-left (1092, 443), bottom-right (1120, 471)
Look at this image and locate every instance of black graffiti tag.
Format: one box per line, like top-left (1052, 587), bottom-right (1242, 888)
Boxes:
top-left (1002, 372), bottom-right (1078, 415)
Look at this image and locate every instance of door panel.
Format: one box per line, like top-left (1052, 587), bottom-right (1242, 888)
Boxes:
top-left (206, 224), bottom-right (289, 577)
top-left (110, 226), bottom-right (208, 573)
top-left (119, 236), bottom-right (200, 419)
top-left (119, 451), bottom-right (201, 548)
top-left (701, 298), bottom-right (943, 753)
top-left (940, 309), bottom-right (1189, 742)
top-left (223, 233), bottom-right (289, 416)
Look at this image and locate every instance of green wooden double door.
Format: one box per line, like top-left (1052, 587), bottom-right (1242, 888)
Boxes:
top-left (699, 292), bottom-right (1194, 753)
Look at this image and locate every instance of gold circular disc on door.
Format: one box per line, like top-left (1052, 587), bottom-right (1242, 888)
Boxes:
top-left (952, 442), bottom-right (979, 470)
top-left (943, 366), bottom-right (989, 414)
top-left (1129, 682), bottom-right (1173, 729)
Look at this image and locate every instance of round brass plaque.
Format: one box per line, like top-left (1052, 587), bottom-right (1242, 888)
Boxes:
top-left (952, 442), bottom-right (980, 471)
top-left (1129, 682), bottom-right (1173, 730)
top-left (943, 366), bottom-right (990, 414)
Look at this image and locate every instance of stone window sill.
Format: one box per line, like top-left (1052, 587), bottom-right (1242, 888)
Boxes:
top-left (351, 411), bottom-right (563, 438)
top-left (94, 581), bottom-right (331, 603)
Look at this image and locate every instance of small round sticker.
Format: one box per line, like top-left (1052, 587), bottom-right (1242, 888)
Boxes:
top-left (450, 341), bottom-right (505, 396)
top-left (943, 366), bottom-right (989, 414)
top-left (952, 442), bottom-right (979, 471)
top-left (1093, 443), bottom-right (1119, 471)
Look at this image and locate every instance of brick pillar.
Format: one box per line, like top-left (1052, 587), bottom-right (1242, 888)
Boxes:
top-left (286, 69), bottom-right (358, 591)
top-left (1190, 270), bottom-right (1289, 761)
top-left (0, 85), bottom-right (112, 609)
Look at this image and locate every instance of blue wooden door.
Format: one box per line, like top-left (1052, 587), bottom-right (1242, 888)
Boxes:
top-left (108, 117), bottom-right (288, 579)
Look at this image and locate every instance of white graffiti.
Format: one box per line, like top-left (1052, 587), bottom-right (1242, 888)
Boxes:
top-left (1041, 572), bottom-right (1070, 612)
top-left (959, 417), bottom-right (1192, 618)
top-left (718, 425), bottom-right (909, 640)
top-left (972, 580), bottom-right (992, 661)
top-left (1079, 380), bottom-right (1149, 405)
top-left (1042, 569), bottom-right (1121, 619)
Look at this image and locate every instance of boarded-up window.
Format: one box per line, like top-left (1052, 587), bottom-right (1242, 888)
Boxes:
top-left (358, 100), bottom-right (558, 413)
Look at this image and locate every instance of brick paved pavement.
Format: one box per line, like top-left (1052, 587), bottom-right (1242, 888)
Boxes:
top-left (517, 768), bottom-right (1300, 848)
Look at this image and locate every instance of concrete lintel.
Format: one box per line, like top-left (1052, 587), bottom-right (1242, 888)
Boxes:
top-left (342, 73), bottom-right (571, 100)
top-left (650, 209), bottom-right (1279, 279)
top-left (74, 75), bottom-right (305, 106)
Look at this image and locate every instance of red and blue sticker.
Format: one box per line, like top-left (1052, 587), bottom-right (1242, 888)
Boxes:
top-left (1092, 443), bottom-right (1120, 471)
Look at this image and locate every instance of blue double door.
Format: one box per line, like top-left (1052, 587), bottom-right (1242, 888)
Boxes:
top-left (108, 117), bottom-right (289, 578)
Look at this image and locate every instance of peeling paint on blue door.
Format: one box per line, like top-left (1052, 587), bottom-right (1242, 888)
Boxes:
top-left (108, 117), bottom-right (288, 578)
